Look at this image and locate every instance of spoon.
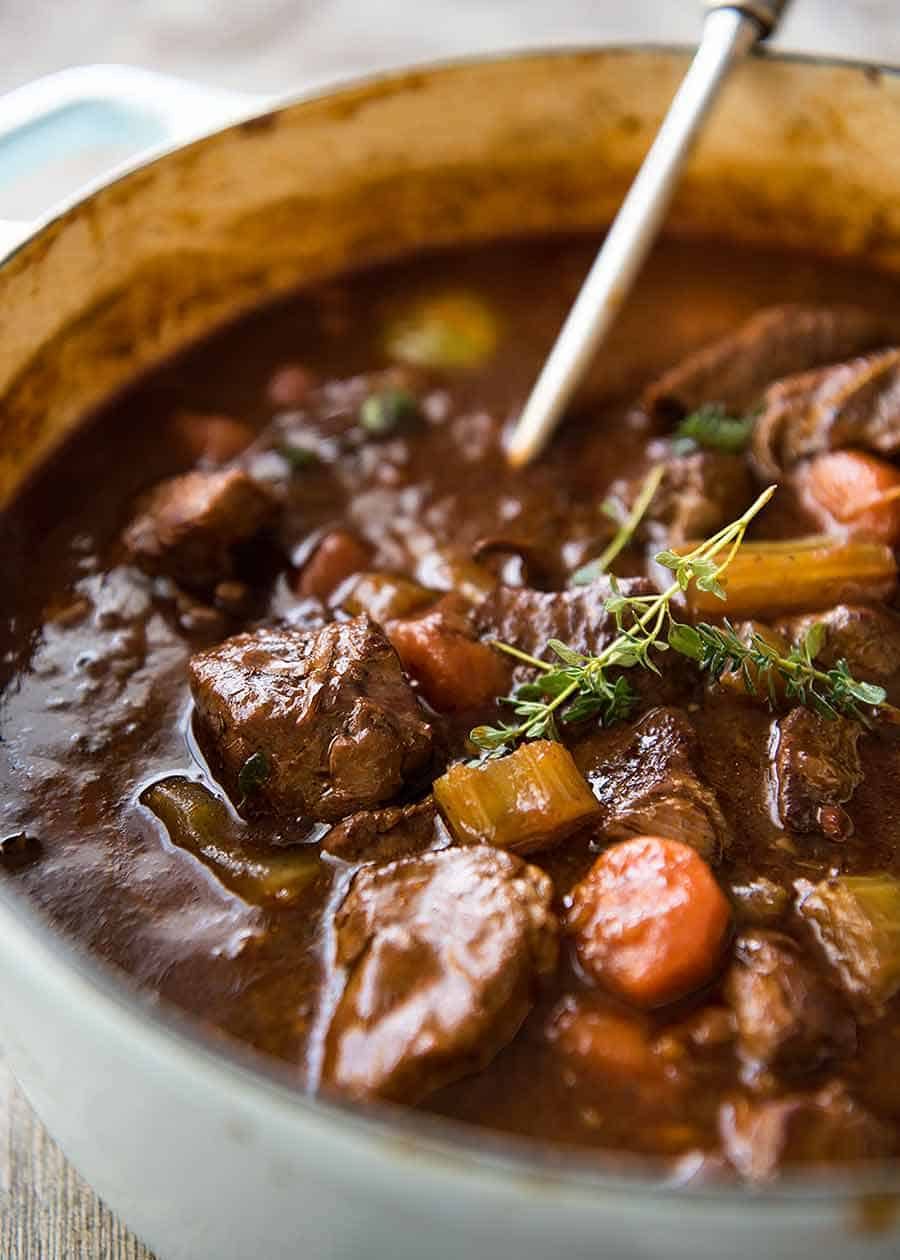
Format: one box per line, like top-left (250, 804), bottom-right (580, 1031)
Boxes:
top-left (506, 0), bottom-right (791, 468)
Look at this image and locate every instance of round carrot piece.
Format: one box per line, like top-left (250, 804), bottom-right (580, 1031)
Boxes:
top-left (804, 450), bottom-right (900, 545)
top-left (172, 411), bottom-right (254, 464)
top-left (566, 836), bottom-right (730, 1009)
top-left (295, 530), bottom-right (372, 602)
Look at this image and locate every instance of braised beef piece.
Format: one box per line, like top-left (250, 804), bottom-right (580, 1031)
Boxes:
top-left (640, 304), bottom-right (893, 423)
top-left (322, 797), bottom-right (449, 863)
top-left (123, 468), bottom-right (277, 589)
top-left (720, 1083), bottom-right (894, 1180)
top-left (752, 348), bottom-right (900, 480)
top-left (620, 449), bottom-right (755, 544)
top-left (189, 616), bottom-right (432, 821)
top-left (573, 706), bottom-right (730, 862)
top-left (779, 604), bottom-right (900, 682)
top-left (323, 847), bottom-right (558, 1103)
top-left (724, 930), bottom-right (855, 1083)
top-left (771, 708), bottom-right (863, 834)
top-left (476, 577), bottom-right (654, 670)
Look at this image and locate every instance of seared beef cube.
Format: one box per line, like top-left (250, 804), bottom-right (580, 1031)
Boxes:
top-left (574, 706), bottom-right (730, 863)
top-left (323, 847), bottom-right (558, 1102)
top-left (322, 797), bottom-right (447, 863)
top-left (720, 1083), bottom-right (894, 1180)
top-left (780, 604), bottom-right (900, 683)
top-left (189, 616), bottom-right (432, 821)
top-left (724, 931), bottom-right (855, 1082)
top-left (796, 875), bottom-right (900, 1010)
top-left (476, 577), bottom-right (654, 670)
top-left (123, 468), bottom-right (277, 589)
top-left (640, 304), bottom-right (893, 423)
top-left (771, 708), bottom-right (862, 834)
top-left (619, 450), bottom-right (754, 545)
top-left (752, 348), bottom-right (900, 480)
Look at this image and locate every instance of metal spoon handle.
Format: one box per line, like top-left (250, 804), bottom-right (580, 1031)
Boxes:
top-left (506, 3), bottom-right (789, 468)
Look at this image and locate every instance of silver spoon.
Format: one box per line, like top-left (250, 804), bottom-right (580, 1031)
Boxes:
top-left (506, 0), bottom-right (791, 468)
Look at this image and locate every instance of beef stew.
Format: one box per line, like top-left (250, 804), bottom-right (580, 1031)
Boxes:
top-left (4, 234), bottom-right (900, 1181)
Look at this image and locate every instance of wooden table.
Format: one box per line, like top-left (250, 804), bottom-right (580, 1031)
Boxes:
top-left (1, 3), bottom-right (898, 1256)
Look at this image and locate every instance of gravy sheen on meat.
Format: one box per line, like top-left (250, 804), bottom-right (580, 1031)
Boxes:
top-left (3, 235), bottom-right (900, 1180)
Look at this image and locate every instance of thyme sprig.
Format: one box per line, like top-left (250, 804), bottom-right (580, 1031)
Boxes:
top-left (471, 484), bottom-right (899, 755)
top-left (470, 485), bottom-right (776, 754)
top-left (670, 619), bottom-right (891, 725)
top-left (570, 464), bottom-right (665, 586)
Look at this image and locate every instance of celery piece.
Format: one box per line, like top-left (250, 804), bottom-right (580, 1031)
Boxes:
top-left (141, 776), bottom-right (320, 905)
top-left (384, 291), bottom-right (498, 370)
top-left (434, 740), bottom-right (600, 855)
top-left (797, 874), bottom-right (900, 1006)
top-left (665, 538), bottom-right (897, 617)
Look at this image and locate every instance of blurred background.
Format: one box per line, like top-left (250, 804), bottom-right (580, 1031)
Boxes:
top-left (2, 0), bottom-right (898, 98)
top-left (2, 1), bottom-right (898, 223)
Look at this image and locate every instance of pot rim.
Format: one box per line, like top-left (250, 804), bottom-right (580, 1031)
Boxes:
top-left (3, 44), bottom-right (900, 1208)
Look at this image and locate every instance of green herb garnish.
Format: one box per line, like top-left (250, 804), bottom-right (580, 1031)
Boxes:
top-left (570, 465), bottom-right (665, 585)
top-left (359, 389), bottom-right (419, 436)
top-left (672, 403), bottom-right (754, 455)
top-left (278, 440), bottom-right (320, 470)
top-left (470, 487), bottom-right (777, 754)
top-left (472, 484), bottom-right (897, 755)
top-left (670, 619), bottom-right (890, 724)
top-left (238, 751), bottom-right (271, 799)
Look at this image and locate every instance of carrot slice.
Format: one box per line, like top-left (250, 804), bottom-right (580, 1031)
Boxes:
top-left (295, 530), bottom-right (373, 602)
top-left (172, 411), bottom-right (254, 464)
top-left (388, 602), bottom-right (510, 711)
top-left (803, 450), bottom-right (900, 545)
top-left (567, 836), bottom-right (730, 1008)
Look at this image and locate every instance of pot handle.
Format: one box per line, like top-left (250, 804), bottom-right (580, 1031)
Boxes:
top-left (0, 63), bottom-right (266, 260)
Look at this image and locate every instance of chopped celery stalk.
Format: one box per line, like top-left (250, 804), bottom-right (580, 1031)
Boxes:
top-left (384, 291), bottom-right (498, 370)
top-left (434, 740), bottom-right (600, 855)
top-left (665, 539), bottom-right (897, 617)
top-left (338, 572), bottom-right (434, 622)
top-left (141, 777), bottom-right (320, 905)
top-left (798, 874), bottom-right (900, 1006)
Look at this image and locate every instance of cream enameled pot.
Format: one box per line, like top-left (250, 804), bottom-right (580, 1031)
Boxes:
top-left (1, 51), bottom-right (900, 1260)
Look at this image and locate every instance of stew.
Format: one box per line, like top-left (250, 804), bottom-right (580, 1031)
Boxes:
top-left (4, 234), bottom-right (900, 1181)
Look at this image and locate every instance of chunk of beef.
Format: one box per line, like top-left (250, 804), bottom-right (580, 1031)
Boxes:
top-left (322, 798), bottom-right (449, 863)
top-left (648, 451), bottom-right (755, 544)
top-left (123, 468), bottom-right (277, 589)
top-left (189, 616), bottom-right (432, 821)
top-left (573, 707), bottom-right (730, 862)
top-left (476, 576), bottom-right (654, 670)
top-left (720, 1083), bottom-right (894, 1180)
top-left (724, 930), bottom-right (855, 1083)
top-left (640, 305), bottom-right (893, 423)
top-left (752, 348), bottom-right (900, 480)
top-left (779, 604), bottom-right (900, 682)
top-left (323, 847), bottom-right (558, 1103)
top-left (770, 708), bottom-right (863, 834)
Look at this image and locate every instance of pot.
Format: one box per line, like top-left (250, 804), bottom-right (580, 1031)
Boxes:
top-left (1, 50), bottom-right (899, 1260)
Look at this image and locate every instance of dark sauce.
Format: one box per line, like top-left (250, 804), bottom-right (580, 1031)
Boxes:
top-left (3, 234), bottom-right (900, 1162)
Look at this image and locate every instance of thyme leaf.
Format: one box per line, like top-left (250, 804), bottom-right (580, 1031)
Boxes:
top-left (673, 619), bottom-right (894, 726)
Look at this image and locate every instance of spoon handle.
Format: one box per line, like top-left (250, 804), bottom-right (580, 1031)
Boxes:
top-left (506, 2), bottom-right (790, 468)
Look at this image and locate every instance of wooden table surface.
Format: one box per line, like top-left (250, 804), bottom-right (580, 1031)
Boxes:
top-left (2, 2), bottom-right (899, 1256)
